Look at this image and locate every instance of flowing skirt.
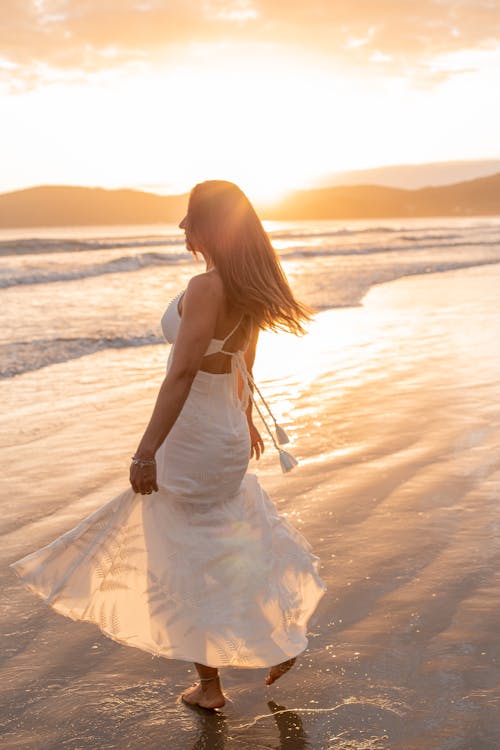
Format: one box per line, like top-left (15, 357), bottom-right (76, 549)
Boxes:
top-left (9, 369), bottom-right (327, 668)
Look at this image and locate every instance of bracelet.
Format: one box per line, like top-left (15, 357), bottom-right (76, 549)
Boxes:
top-left (131, 454), bottom-right (156, 468)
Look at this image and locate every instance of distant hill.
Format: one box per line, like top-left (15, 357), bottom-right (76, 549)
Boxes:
top-left (313, 159), bottom-right (500, 190)
top-left (0, 173), bottom-right (499, 228)
top-left (267, 172), bottom-right (500, 220)
top-left (0, 186), bottom-right (190, 228)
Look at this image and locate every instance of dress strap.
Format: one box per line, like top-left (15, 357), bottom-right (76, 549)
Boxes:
top-left (220, 313), bottom-right (244, 346)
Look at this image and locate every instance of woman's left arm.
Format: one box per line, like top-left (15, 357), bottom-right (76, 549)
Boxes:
top-left (130, 273), bottom-right (220, 494)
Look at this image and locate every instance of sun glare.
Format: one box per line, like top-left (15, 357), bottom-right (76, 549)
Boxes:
top-left (123, 50), bottom-right (378, 203)
top-left (2, 42), bottom-right (499, 199)
top-left (0, 50), bottom-right (355, 202)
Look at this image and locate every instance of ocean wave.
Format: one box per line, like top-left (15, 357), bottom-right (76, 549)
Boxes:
top-left (1, 335), bottom-right (165, 378)
top-left (3, 235), bottom-right (500, 288)
top-left (269, 226), bottom-right (401, 240)
top-left (2, 225), bottom-right (497, 261)
top-left (0, 235), bottom-right (185, 256)
top-left (268, 224), bottom-right (480, 241)
top-left (399, 233), bottom-right (463, 242)
top-left (0, 251), bottom-right (192, 288)
top-left (279, 238), bottom-right (500, 260)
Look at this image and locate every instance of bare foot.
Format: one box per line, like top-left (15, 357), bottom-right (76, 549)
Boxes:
top-left (180, 676), bottom-right (226, 710)
top-left (265, 657), bottom-right (297, 685)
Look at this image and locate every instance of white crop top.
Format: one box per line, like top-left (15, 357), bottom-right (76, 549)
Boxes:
top-left (160, 287), bottom-right (299, 473)
top-left (161, 288), bottom-right (245, 357)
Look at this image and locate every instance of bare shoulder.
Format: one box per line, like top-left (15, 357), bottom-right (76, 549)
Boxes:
top-left (184, 271), bottom-right (224, 308)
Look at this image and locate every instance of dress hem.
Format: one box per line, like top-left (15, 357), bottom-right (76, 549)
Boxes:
top-left (9, 561), bottom-right (322, 669)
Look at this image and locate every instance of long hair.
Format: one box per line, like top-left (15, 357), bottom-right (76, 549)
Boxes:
top-left (186, 180), bottom-right (315, 336)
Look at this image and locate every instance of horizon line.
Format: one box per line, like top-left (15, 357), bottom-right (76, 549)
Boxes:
top-left (2, 162), bottom-right (500, 202)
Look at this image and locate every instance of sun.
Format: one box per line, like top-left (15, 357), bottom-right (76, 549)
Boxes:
top-left (3, 47), bottom-right (389, 200)
top-left (99, 51), bottom-right (350, 204)
top-left (230, 177), bottom-right (292, 207)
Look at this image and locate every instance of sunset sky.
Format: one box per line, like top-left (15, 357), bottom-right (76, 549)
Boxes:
top-left (2, 1), bottom-right (500, 202)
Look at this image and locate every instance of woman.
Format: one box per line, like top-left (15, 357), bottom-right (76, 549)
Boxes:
top-left (10, 180), bottom-right (327, 711)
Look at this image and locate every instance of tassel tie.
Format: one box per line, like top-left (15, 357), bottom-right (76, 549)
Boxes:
top-left (225, 350), bottom-right (299, 474)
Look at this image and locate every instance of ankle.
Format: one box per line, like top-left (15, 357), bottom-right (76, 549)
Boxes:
top-left (199, 674), bottom-right (220, 692)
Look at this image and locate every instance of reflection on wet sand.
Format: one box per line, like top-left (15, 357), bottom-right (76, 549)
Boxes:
top-left (186, 706), bottom-right (228, 750)
top-left (184, 700), bottom-right (309, 750)
top-left (267, 701), bottom-right (308, 750)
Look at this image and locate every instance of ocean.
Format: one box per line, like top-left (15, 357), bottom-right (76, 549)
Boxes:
top-left (2, 216), bottom-right (500, 378)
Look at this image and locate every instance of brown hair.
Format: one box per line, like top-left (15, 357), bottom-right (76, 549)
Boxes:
top-left (185, 180), bottom-right (315, 336)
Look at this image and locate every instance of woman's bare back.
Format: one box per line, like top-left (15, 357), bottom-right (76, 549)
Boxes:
top-left (178, 269), bottom-right (251, 374)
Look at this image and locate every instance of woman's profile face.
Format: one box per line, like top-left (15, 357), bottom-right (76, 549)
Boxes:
top-left (179, 214), bottom-right (195, 254)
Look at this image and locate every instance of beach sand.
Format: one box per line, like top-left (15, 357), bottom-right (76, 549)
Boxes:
top-left (2, 263), bottom-right (500, 749)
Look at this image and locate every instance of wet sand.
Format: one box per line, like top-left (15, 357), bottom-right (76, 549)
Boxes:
top-left (2, 263), bottom-right (500, 749)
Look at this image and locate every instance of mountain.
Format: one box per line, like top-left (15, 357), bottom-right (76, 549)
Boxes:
top-left (267, 172), bottom-right (500, 220)
top-left (312, 160), bottom-right (500, 190)
top-left (0, 186), bottom-right (189, 228)
top-left (0, 173), bottom-right (499, 228)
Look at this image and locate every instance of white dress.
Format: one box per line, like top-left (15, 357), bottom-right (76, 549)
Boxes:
top-left (9, 289), bottom-right (327, 668)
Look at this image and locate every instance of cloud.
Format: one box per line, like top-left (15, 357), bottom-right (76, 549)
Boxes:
top-left (1, 0), bottom-right (500, 88)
